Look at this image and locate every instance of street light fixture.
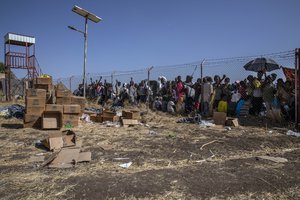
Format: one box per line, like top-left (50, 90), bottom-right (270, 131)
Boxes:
top-left (69, 5), bottom-right (102, 98)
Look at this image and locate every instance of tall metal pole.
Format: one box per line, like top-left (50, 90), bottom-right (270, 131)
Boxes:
top-left (69, 76), bottom-right (73, 92)
top-left (147, 66), bottom-right (154, 105)
top-left (200, 59), bottom-right (205, 109)
top-left (83, 16), bottom-right (88, 98)
top-left (111, 72), bottom-right (114, 93)
top-left (295, 48), bottom-right (299, 130)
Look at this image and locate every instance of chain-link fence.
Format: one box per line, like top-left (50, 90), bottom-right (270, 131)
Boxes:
top-left (54, 50), bottom-right (295, 93)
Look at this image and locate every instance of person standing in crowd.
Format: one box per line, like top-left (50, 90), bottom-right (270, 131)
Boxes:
top-left (129, 80), bottom-right (137, 105)
top-left (262, 75), bottom-right (276, 117)
top-left (194, 78), bottom-right (202, 111)
top-left (212, 75), bottom-right (226, 109)
top-left (202, 77), bottom-right (213, 117)
top-left (249, 72), bottom-right (263, 115)
top-left (176, 76), bottom-right (185, 113)
top-left (184, 75), bottom-right (195, 113)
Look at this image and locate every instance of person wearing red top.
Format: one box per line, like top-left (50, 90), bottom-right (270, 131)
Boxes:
top-left (176, 76), bottom-right (185, 113)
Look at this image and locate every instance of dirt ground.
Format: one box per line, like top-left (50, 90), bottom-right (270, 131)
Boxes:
top-left (0, 104), bottom-right (300, 200)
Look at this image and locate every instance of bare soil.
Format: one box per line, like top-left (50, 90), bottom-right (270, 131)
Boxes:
top-left (0, 105), bottom-right (300, 199)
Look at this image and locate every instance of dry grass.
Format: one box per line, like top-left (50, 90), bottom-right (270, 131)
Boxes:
top-left (0, 107), bottom-right (300, 199)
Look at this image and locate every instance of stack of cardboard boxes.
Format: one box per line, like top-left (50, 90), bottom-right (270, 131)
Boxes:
top-left (24, 88), bottom-right (47, 128)
top-left (23, 77), bottom-right (85, 129)
top-left (89, 109), bottom-right (141, 127)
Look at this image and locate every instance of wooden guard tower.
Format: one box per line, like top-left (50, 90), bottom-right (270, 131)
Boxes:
top-left (4, 33), bottom-right (42, 100)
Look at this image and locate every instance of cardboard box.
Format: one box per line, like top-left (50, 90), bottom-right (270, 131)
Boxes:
top-left (56, 83), bottom-right (67, 91)
top-left (213, 112), bottom-right (227, 126)
top-left (71, 96), bottom-right (85, 111)
top-left (122, 118), bottom-right (139, 127)
top-left (42, 131), bottom-right (76, 151)
top-left (102, 110), bottom-right (116, 118)
top-left (122, 110), bottom-right (140, 120)
top-left (26, 106), bottom-right (45, 115)
top-left (42, 111), bottom-right (62, 130)
top-left (45, 104), bottom-right (63, 113)
top-left (56, 89), bottom-right (71, 97)
top-left (62, 114), bottom-right (79, 127)
top-left (71, 96), bottom-right (85, 104)
top-left (26, 97), bottom-right (46, 107)
top-left (23, 115), bottom-right (41, 128)
top-left (90, 115), bottom-right (103, 123)
top-left (36, 77), bottom-right (52, 85)
top-left (35, 83), bottom-right (52, 92)
top-left (102, 115), bottom-right (119, 122)
top-left (225, 117), bottom-right (239, 127)
top-left (56, 97), bottom-right (72, 105)
top-left (26, 89), bottom-right (46, 98)
top-left (63, 105), bottom-right (81, 114)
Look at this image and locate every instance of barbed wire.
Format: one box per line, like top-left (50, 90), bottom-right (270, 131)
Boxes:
top-left (53, 50), bottom-right (295, 90)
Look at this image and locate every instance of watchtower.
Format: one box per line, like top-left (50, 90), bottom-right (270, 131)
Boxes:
top-left (4, 33), bottom-right (42, 100)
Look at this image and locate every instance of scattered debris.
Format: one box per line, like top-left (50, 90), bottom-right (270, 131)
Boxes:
top-left (113, 157), bottom-right (131, 161)
top-left (149, 130), bottom-right (158, 135)
top-left (119, 161), bottom-right (132, 168)
top-left (256, 156), bottom-right (288, 163)
top-left (29, 155), bottom-right (45, 162)
top-left (200, 140), bottom-right (223, 150)
top-left (286, 130), bottom-right (300, 137)
top-left (38, 130), bottom-right (91, 168)
top-left (80, 113), bottom-right (91, 123)
top-left (225, 127), bottom-right (231, 131)
top-left (177, 115), bottom-right (201, 124)
top-left (0, 104), bottom-right (25, 119)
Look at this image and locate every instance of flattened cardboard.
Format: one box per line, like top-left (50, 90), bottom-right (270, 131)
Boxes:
top-left (78, 152), bottom-right (92, 162)
top-left (63, 105), bottom-right (81, 114)
top-left (48, 147), bottom-right (80, 168)
top-left (213, 112), bottom-right (227, 126)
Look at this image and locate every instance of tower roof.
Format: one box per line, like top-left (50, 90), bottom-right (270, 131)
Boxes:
top-left (5, 32), bottom-right (35, 46)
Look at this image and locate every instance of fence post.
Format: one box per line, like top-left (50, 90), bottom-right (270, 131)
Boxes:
top-left (147, 66), bottom-right (154, 105)
top-left (295, 48), bottom-right (300, 130)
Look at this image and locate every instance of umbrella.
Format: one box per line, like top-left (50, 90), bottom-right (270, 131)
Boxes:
top-left (243, 57), bottom-right (281, 72)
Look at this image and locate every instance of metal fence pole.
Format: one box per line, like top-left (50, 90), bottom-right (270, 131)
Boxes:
top-left (295, 48), bottom-right (300, 130)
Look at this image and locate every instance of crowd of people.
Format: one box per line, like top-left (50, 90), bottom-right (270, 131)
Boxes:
top-left (73, 72), bottom-right (295, 121)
